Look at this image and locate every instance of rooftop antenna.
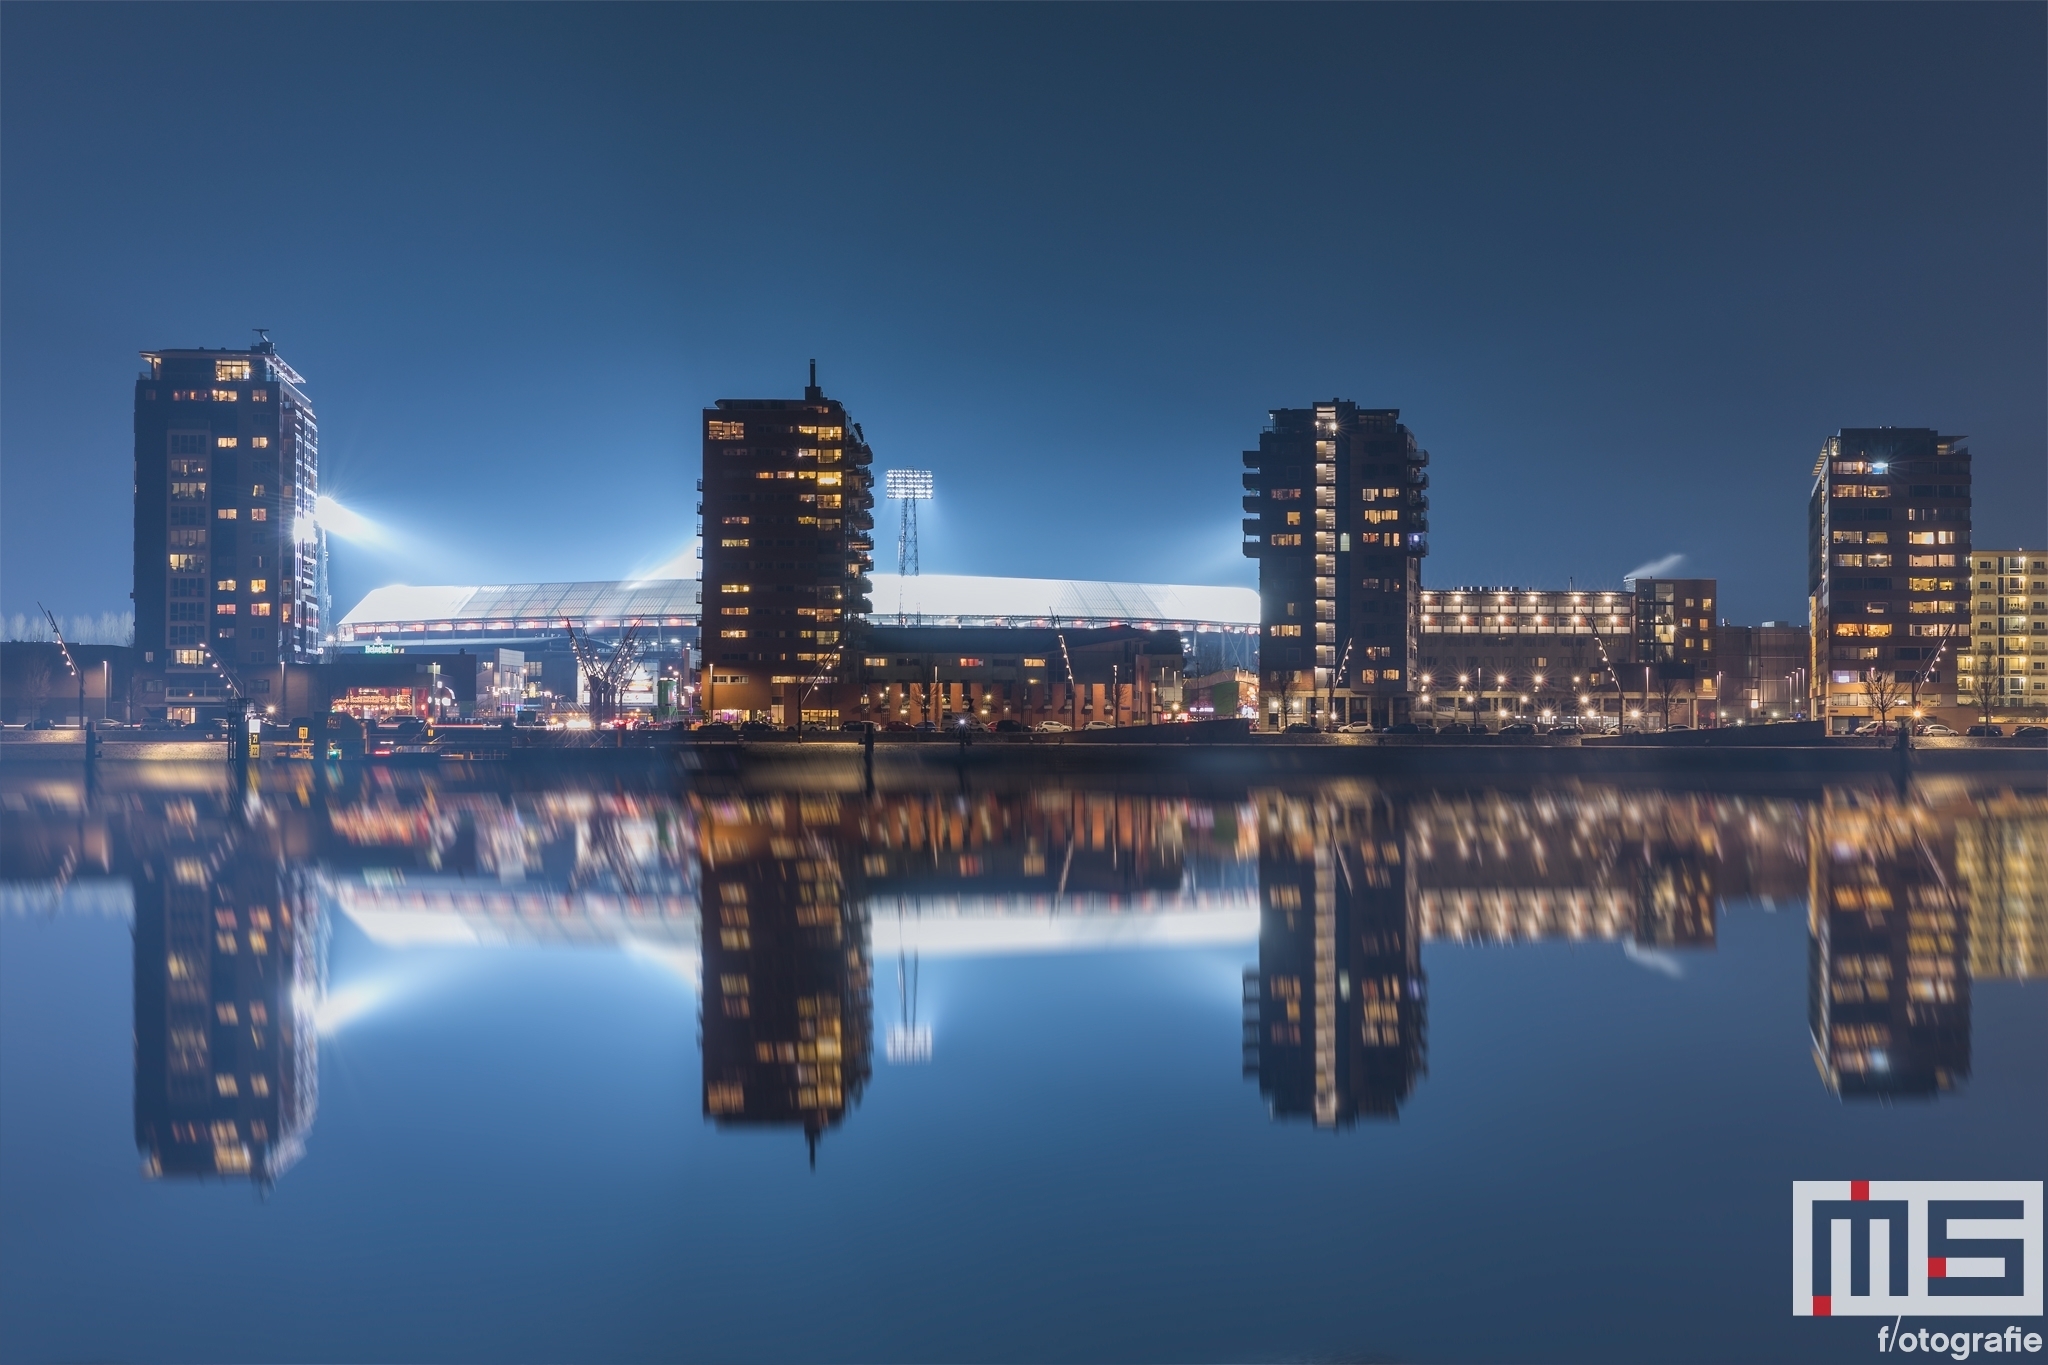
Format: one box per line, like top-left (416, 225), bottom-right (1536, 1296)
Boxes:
top-left (883, 469), bottom-right (934, 625)
top-left (804, 359), bottom-right (821, 402)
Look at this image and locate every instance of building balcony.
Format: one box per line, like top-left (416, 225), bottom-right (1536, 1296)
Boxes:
top-left (1242, 452), bottom-right (1261, 469)
top-left (1243, 495), bottom-right (1261, 513)
top-left (1242, 539), bottom-right (1262, 559)
top-left (1243, 518), bottom-right (1262, 536)
top-left (1406, 468), bottom-right (1430, 487)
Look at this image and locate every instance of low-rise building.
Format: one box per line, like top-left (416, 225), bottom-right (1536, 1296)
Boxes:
top-left (832, 625), bottom-right (1185, 729)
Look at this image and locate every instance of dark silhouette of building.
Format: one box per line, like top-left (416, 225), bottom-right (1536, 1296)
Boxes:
top-left (1242, 403), bottom-right (1430, 729)
top-left (133, 338), bottom-right (324, 723)
top-left (1631, 576), bottom-right (1721, 726)
top-left (849, 624), bottom-right (1185, 729)
top-left (1244, 794), bottom-right (1426, 1126)
top-left (696, 794), bottom-right (873, 1161)
top-left (1807, 429), bottom-right (1971, 732)
top-left (698, 364), bottom-right (876, 725)
top-left (133, 809), bottom-right (322, 1184)
top-left (1807, 792), bottom-right (1970, 1098)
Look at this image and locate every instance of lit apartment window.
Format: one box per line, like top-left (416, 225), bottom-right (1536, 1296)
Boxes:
top-left (707, 420), bottom-right (744, 440)
top-left (250, 388), bottom-right (268, 402)
top-left (215, 359), bottom-right (252, 381)
top-left (174, 649), bottom-right (204, 665)
top-left (720, 629), bottom-right (748, 639)
top-left (250, 437), bottom-right (270, 448)
top-left (720, 538), bottom-right (749, 548)
top-left (169, 554), bottom-right (204, 571)
top-left (216, 508), bottom-right (238, 520)
top-left (720, 584), bottom-right (750, 594)
top-left (249, 603), bottom-right (272, 616)
top-left (722, 515), bottom-right (749, 525)
top-left (1270, 534), bottom-right (1302, 547)
top-left (1024, 657), bottom-right (1047, 667)
top-left (216, 579), bottom-right (237, 591)
top-left (216, 604), bottom-right (237, 615)
top-left (249, 508), bottom-right (267, 520)
top-left (211, 389), bottom-right (239, 402)
top-left (216, 436), bottom-right (239, 448)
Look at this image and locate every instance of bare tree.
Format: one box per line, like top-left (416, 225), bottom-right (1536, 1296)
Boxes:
top-left (1862, 666), bottom-right (1907, 732)
top-left (1965, 650), bottom-right (2000, 727)
top-left (18, 657), bottom-right (53, 725)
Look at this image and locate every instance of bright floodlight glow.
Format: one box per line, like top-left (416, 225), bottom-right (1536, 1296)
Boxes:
top-left (885, 468), bottom-right (934, 500)
top-left (885, 1023), bottom-right (933, 1064)
top-left (301, 978), bottom-right (397, 1036)
top-left (313, 494), bottom-right (384, 544)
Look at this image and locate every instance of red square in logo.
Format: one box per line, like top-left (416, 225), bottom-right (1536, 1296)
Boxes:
top-left (1851, 1181), bottom-right (1870, 1202)
top-left (1813, 1296), bottom-right (1831, 1316)
top-left (1929, 1257), bottom-right (1947, 1279)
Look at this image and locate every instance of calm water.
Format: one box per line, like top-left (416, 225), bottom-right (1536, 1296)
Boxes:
top-left (1, 764), bottom-right (2042, 1364)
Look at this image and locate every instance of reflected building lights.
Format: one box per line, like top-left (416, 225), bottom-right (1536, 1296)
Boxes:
top-left (2, 770), bottom-right (2040, 1188)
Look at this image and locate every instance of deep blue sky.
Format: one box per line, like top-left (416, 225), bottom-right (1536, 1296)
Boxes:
top-left (3, 4), bottom-right (2042, 626)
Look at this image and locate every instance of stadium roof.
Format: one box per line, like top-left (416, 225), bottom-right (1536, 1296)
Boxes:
top-left (337, 573), bottom-right (1258, 641)
top-left (868, 574), bottom-right (1258, 630)
top-left (337, 580), bottom-right (700, 641)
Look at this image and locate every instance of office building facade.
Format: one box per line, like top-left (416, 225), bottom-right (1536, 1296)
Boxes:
top-left (1959, 548), bottom-right (2047, 718)
top-left (1715, 621), bottom-right (1811, 722)
top-left (1242, 402), bottom-right (1430, 729)
top-left (134, 339), bottom-right (324, 722)
top-left (699, 367), bottom-right (876, 725)
top-left (1417, 585), bottom-right (1635, 727)
top-left (1807, 429), bottom-right (1971, 732)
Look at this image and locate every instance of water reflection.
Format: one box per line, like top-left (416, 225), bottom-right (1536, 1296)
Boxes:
top-left (0, 771), bottom-right (2041, 1183)
top-left (697, 796), bottom-right (872, 1159)
top-left (131, 806), bottom-right (322, 1184)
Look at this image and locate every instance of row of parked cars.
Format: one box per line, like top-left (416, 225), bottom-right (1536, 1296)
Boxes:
top-left (687, 716), bottom-right (1119, 739)
top-left (1284, 721), bottom-right (1592, 737)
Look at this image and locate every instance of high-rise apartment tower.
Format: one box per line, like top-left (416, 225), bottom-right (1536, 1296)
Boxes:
top-left (134, 338), bottom-right (323, 721)
top-left (699, 366), bottom-right (876, 724)
top-left (1807, 428), bottom-right (1971, 732)
top-left (1242, 402), bottom-right (1430, 728)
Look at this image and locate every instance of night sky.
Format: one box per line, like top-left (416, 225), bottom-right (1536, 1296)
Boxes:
top-left (3, 4), bottom-right (2041, 628)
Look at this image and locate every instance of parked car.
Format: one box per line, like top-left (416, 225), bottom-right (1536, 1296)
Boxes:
top-left (1916, 722), bottom-right (1957, 736)
top-left (1282, 721), bottom-right (1318, 734)
top-left (1381, 722), bottom-right (1423, 735)
top-left (1547, 724), bottom-right (1583, 738)
top-left (1664, 723), bottom-right (1691, 732)
top-left (1083, 720), bottom-right (1115, 730)
top-left (738, 720), bottom-right (780, 739)
top-left (839, 720), bottom-right (875, 733)
top-left (2015, 725), bottom-right (2047, 739)
top-left (1434, 722), bottom-right (1470, 736)
top-left (1498, 722), bottom-right (1536, 735)
top-left (1034, 721), bottom-right (1071, 733)
top-left (1337, 721), bottom-right (1377, 733)
top-left (693, 721), bottom-right (738, 739)
top-left (884, 721), bottom-right (917, 732)
top-left (952, 716), bottom-right (987, 731)
top-left (914, 720), bottom-right (937, 733)
top-left (27, 718), bottom-right (55, 731)
top-left (993, 718), bottom-right (1029, 733)
top-left (1966, 724), bottom-right (2004, 737)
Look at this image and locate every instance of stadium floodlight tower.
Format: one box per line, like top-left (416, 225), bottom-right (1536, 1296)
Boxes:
top-left (884, 468), bottom-right (934, 625)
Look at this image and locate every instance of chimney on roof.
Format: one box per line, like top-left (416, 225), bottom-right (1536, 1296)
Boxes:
top-left (805, 359), bottom-right (822, 403)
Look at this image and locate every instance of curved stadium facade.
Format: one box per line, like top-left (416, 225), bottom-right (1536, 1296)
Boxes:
top-left (336, 573), bottom-right (1260, 644)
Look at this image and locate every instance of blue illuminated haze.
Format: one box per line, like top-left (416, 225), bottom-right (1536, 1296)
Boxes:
top-left (2, 6), bottom-right (2042, 623)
